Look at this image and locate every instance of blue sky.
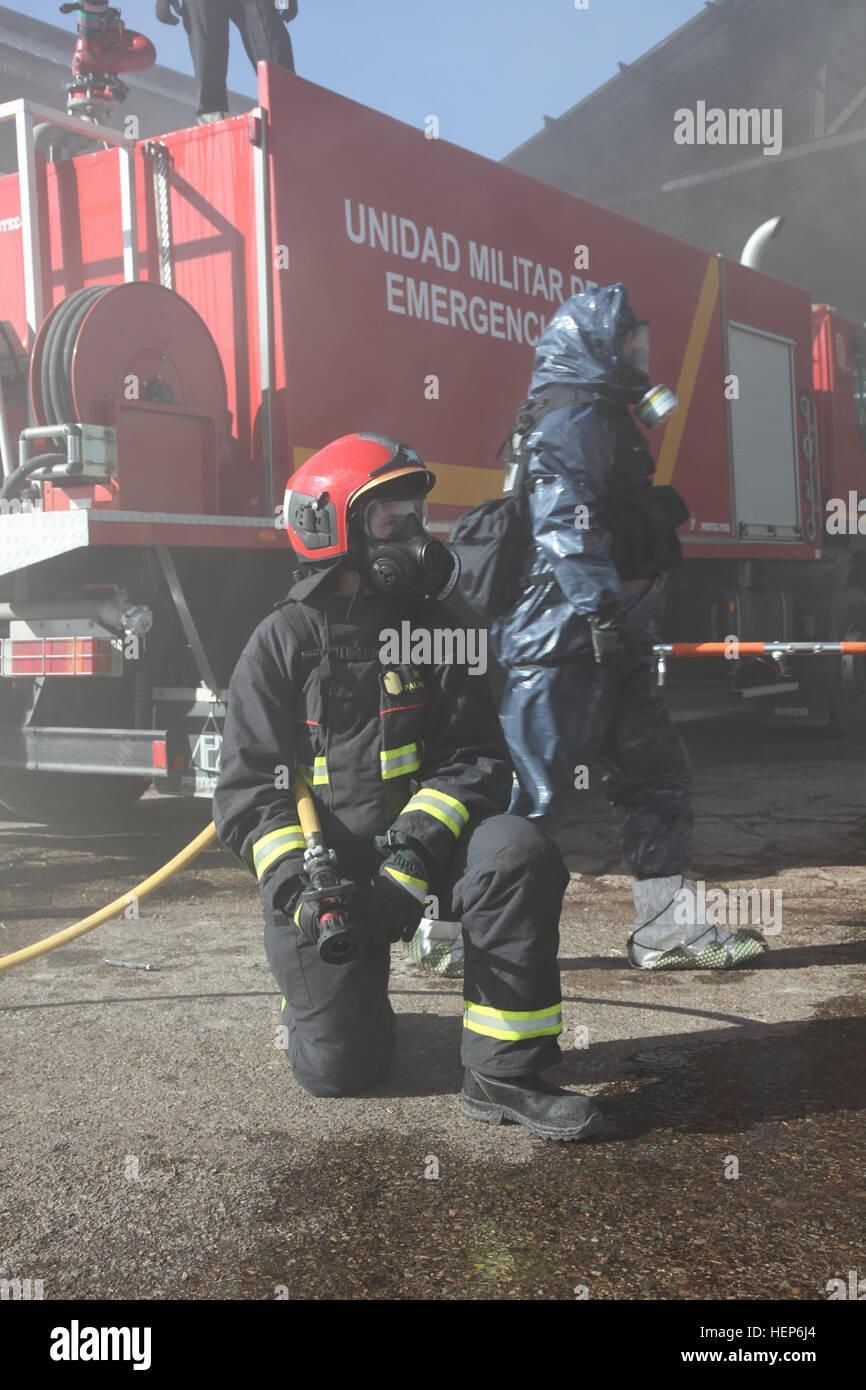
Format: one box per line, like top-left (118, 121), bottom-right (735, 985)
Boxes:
top-left (32, 0), bottom-right (709, 159)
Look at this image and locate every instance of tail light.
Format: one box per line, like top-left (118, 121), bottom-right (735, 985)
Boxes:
top-left (0, 636), bottom-right (116, 676)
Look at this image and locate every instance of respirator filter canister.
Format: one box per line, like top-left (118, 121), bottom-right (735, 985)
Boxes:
top-left (635, 384), bottom-right (679, 428)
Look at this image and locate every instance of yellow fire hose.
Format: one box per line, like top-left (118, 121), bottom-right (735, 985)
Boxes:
top-left (294, 772), bottom-right (321, 847)
top-left (0, 820), bottom-right (218, 974)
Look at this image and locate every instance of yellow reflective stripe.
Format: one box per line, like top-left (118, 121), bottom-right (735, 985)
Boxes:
top-left (402, 791), bottom-right (463, 837)
top-left (382, 742), bottom-right (418, 759)
top-left (413, 799), bottom-right (460, 835)
top-left (254, 825), bottom-right (304, 854)
top-left (462, 1000), bottom-right (563, 1041)
top-left (463, 1019), bottom-right (563, 1040)
top-left (253, 825), bottom-right (305, 879)
top-left (382, 762), bottom-right (421, 781)
top-left (300, 757), bottom-right (329, 787)
top-left (257, 842), bottom-right (305, 878)
top-left (383, 865), bottom-right (428, 902)
top-left (466, 1001), bottom-right (562, 1021)
top-left (421, 788), bottom-right (470, 824)
top-left (380, 742), bottom-right (421, 780)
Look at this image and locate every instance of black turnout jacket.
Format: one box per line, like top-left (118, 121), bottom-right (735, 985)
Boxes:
top-left (213, 590), bottom-right (513, 910)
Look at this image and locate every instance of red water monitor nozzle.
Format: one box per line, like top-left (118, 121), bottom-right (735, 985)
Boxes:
top-left (59, 2), bottom-right (156, 122)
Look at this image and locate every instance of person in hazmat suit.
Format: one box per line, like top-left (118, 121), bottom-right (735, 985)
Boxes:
top-left (493, 284), bottom-right (768, 970)
top-left (214, 432), bottom-right (604, 1140)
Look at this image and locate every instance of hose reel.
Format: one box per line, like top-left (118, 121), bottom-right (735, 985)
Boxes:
top-left (3, 282), bottom-right (228, 502)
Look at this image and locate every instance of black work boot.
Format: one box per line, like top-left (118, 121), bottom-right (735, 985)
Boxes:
top-left (459, 1068), bottom-right (604, 1141)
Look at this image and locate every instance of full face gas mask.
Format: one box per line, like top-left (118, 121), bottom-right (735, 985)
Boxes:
top-left (621, 320), bottom-right (680, 428)
top-left (622, 321), bottom-right (651, 378)
top-left (355, 494), bottom-right (461, 602)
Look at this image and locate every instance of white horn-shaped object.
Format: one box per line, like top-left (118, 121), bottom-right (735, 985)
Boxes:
top-left (740, 215), bottom-right (785, 269)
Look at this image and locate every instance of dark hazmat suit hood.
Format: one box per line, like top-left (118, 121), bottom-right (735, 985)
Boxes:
top-left (530, 282), bottom-right (650, 404)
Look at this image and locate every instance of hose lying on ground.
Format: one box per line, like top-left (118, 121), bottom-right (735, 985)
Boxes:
top-left (0, 821), bottom-right (218, 974)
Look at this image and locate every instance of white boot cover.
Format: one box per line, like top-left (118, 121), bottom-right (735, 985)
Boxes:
top-left (628, 876), bottom-right (767, 970)
top-left (403, 917), bottom-right (464, 978)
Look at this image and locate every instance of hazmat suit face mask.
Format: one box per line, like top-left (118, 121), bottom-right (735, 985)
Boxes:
top-left (359, 496), bottom-right (461, 601)
top-left (622, 322), bottom-right (650, 377)
top-left (621, 319), bottom-right (680, 428)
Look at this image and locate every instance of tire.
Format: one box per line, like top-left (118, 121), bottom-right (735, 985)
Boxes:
top-left (829, 587), bottom-right (866, 733)
top-left (0, 769), bottom-right (149, 827)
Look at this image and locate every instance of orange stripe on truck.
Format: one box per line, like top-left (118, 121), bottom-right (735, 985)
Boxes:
top-left (655, 256), bottom-right (720, 488)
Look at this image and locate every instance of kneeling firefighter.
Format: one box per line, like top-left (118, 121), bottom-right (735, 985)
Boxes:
top-left (493, 284), bottom-right (768, 970)
top-left (214, 432), bottom-right (603, 1139)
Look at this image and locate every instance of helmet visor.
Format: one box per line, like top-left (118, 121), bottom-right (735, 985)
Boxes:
top-left (362, 495), bottom-right (428, 540)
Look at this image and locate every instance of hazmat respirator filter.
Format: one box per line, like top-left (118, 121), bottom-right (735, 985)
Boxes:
top-left (635, 385), bottom-right (679, 428)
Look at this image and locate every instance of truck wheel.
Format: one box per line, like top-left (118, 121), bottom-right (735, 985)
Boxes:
top-left (0, 770), bottom-right (149, 827)
top-left (830, 588), bottom-right (866, 733)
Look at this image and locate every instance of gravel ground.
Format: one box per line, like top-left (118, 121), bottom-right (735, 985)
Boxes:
top-left (1, 712), bottom-right (864, 1301)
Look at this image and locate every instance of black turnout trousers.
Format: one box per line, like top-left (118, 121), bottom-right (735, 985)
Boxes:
top-left (264, 815), bottom-right (568, 1098)
top-left (182, 0), bottom-right (295, 115)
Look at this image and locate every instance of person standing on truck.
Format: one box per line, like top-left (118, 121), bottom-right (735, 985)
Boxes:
top-left (155, 0), bottom-right (297, 124)
top-left (213, 432), bottom-right (603, 1140)
top-left (493, 284), bottom-right (768, 970)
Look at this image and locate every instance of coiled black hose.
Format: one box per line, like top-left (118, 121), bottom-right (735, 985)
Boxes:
top-left (40, 284), bottom-right (111, 426)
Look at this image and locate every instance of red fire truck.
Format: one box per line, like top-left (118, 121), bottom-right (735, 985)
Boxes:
top-left (0, 63), bottom-right (864, 824)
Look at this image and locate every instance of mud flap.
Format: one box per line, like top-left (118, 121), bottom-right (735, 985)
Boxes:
top-left (754, 656), bottom-right (832, 727)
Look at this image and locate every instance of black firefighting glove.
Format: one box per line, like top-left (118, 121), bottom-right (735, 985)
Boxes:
top-left (363, 847), bottom-right (429, 944)
top-left (272, 873), bottom-right (318, 942)
top-left (155, 0), bottom-right (183, 25)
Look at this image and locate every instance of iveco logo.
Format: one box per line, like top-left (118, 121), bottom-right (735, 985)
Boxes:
top-left (773, 707), bottom-right (810, 717)
top-left (0, 216), bottom-right (21, 233)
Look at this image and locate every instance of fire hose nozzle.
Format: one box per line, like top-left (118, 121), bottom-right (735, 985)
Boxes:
top-left (295, 771), bottom-right (364, 964)
top-left (316, 906), bottom-right (360, 965)
top-left (298, 879), bottom-right (362, 965)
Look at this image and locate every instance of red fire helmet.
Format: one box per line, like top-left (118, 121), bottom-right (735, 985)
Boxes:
top-left (282, 432), bottom-right (436, 562)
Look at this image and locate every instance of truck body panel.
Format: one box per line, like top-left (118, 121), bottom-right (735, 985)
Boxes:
top-left (1, 68), bottom-right (865, 811)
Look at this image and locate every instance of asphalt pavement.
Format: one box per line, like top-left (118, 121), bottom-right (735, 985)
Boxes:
top-left (1, 712), bottom-right (864, 1300)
